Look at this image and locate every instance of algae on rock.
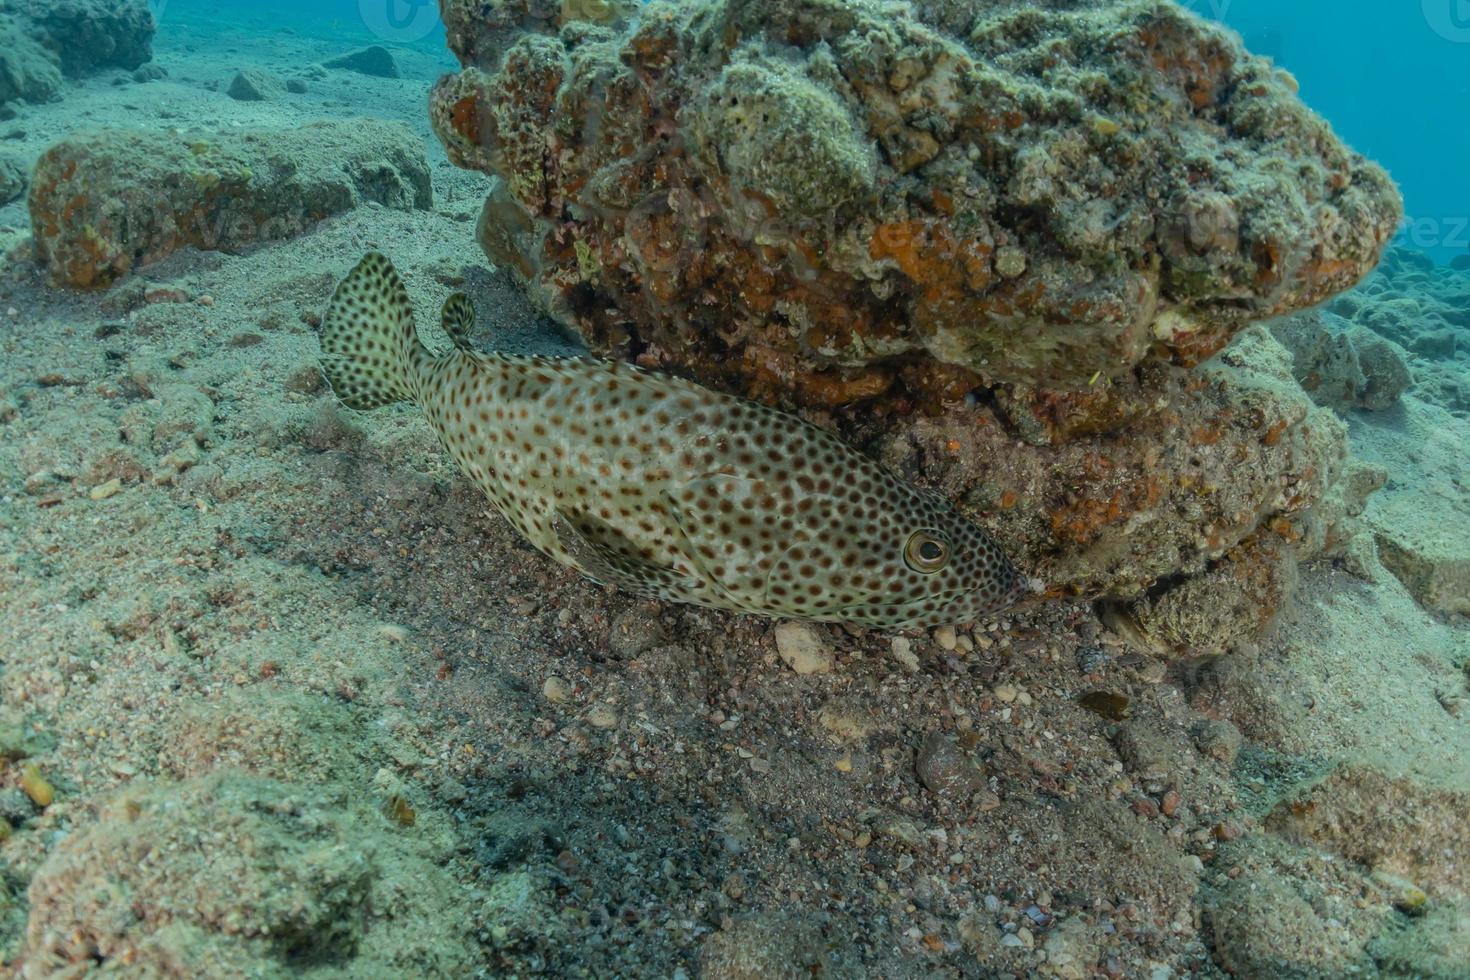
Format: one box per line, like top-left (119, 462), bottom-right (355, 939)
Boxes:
top-left (29, 120), bottom-right (433, 289)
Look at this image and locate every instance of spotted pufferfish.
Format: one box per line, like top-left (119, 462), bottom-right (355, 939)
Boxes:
top-left (319, 253), bottom-right (1026, 628)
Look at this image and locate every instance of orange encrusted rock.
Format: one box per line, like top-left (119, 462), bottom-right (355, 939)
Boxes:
top-left (29, 120), bottom-right (432, 290)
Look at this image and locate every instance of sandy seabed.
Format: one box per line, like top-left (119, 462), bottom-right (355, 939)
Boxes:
top-left (1, 7), bottom-right (1468, 978)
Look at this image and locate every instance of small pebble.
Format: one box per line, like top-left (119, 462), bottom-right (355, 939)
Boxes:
top-left (890, 637), bottom-right (919, 672)
top-left (773, 622), bottom-right (834, 675)
top-left (993, 683), bottom-right (1019, 703)
top-left (20, 763), bottom-right (54, 807)
top-left (1161, 789), bottom-right (1181, 817)
top-left (586, 703), bottom-right (619, 729)
top-left (542, 676), bottom-right (571, 703)
top-left (88, 478), bottom-right (121, 500)
top-left (933, 625), bottom-right (957, 650)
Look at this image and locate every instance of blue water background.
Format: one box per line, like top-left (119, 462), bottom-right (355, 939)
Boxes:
top-left (157, 0), bottom-right (1470, 264)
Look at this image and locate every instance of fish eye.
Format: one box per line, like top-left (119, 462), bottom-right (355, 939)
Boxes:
top-left (904, 531), bottom-right (950, 573)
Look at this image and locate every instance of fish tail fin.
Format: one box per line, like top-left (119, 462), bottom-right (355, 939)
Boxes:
top-left (441, 292), bottom-right (477, 352)
top-left (319, 252), bottom-right (428, 410)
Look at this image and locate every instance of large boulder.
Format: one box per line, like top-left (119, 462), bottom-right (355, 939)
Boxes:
top-left (430, 0), bottom-right (1402, 650)
top-left (29, 119), bottom-right (433, 289)
top-left (432, 0), bottom-right (1400, 400)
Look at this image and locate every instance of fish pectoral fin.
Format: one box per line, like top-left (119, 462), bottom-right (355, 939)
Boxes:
top-left (550, 509), bottom-right (693, 596)
top-left (662, 476), bottom-right (776, 606)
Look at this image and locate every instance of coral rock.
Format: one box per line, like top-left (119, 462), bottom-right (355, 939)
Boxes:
top-left (432, 0), bottom-right (1401, 398)
top-left (14, 0), bottom-right (156, 78)
top-left (29, 119), bottom-right (433, 289)
top-left (1271, 311), bottom-right (1411, 413)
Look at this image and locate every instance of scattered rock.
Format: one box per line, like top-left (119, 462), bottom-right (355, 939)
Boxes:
top-left (0, 154), bottom-right (26, 205)
top-left (0, 18), bottom-right (63, 105)
top-left (541, 676), bottom-right (570, 703)
top-left (814, 699), bottom-right (877, 742)
top-left (1105, 528), bottom-right (1301, 658)
top-left (285, 77), bottom-right (308, 94)
top-left (29, 119), bottom-right (433, 288)
top-left (608, 607), bottom-right (668, 658)
top-left (226, 67), bottom-right (283, 101)
top-left (1374, 504), bottom-right (1470, 616)
top-left (585, 703), bottom-right (619, 729)
top-left (772, 622), bottom-right (834, 675)
top-left (1367, 902), bottom-right (1470, 975)
top-left (324, 45), bottom-right (400, 78)
top-left (888, 636), bottom-right (919, 672)
top-left (131, 63), bottom-right (166, 83)
top-left (1112, 722), bottom-right (1178, 782)
top-left (23, 773), bottom-right (474, 974)
top-left (1040, 917), bottom-right (1098, 979)
top-left (1264, 765), bottom-right (1470, 894)
top-left (700, 909), bottom-right (845, 980)
top-left (1271, 311), bottom-right (1411, 413)
top-left (915, 733), bottom-right (986, 798)
top-left (1206, 871), bottom-right (1365, 977)
top-left (1192, 719), bottom-right (1243, 766)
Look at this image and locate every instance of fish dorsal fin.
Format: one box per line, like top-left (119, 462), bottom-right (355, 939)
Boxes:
top-left (441, 292), bottom-right (477, 352)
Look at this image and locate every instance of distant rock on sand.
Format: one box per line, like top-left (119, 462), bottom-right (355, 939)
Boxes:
top-left (226, 67), bottom-right (284, 102)
top-left (28, 119), bottom-right (433, 289)
top-left (324, 45), bottom-right (401, 78)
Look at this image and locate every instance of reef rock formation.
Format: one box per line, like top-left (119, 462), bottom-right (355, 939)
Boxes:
top-left (0, 152), bottom-right (26, 205)
top-left (15, 0), bottom-right (156, 77)
top-left (1330, 246), bottom-right (1470, 364)
top-left (430, 0), bottom-right (1403, 652)
top-left (1270, 311), bottom-right (1411, 413)
top-left (29, 120), bottom-right (433, 289)
top-left (432, 0), bottom-right (1399, 398)
top-left (0, 0), bottom-right (155, 109)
